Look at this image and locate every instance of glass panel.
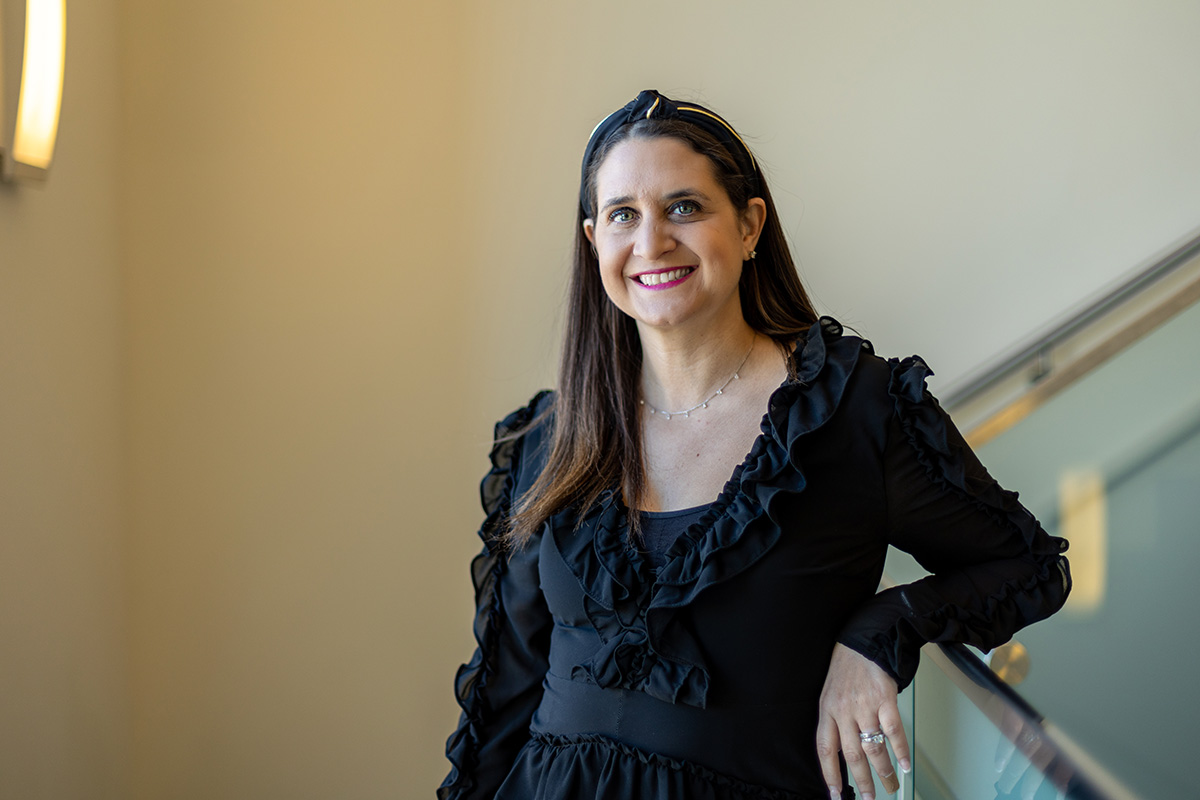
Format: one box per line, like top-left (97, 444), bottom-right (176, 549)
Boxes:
top-left (882, 292), bottom-right (1200, 797)
top-left (911, 652), bottom-right (1079, 800)
top-left (970, 294), bottom-right (1200, 799)
top-left (897, 679), bottom-right (916, 800)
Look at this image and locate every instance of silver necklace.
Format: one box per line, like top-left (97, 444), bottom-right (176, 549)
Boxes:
top-left (640, 337), bottom-right (756, 421)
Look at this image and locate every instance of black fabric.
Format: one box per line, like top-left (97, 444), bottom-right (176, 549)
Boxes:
top-left (439, 318), bottom-right (1071, 800)
top-left (579, 89), bottom-right (761, 217)
top-left (638, 504), bottom-right (712, 569)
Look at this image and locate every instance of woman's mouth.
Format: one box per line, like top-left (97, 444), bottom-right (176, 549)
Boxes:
top-left (633, 267), bottom-right (695, 289)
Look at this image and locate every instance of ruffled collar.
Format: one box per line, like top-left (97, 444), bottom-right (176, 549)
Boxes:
top-left (548, 316), bottom-right (873, 708)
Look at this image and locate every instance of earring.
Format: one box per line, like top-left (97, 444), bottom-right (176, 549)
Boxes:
top-left (748, 249), bottom-right (757, 260)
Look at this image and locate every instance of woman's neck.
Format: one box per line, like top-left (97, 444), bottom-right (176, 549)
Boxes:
top-left (637, 317), bottom-right (760, 414)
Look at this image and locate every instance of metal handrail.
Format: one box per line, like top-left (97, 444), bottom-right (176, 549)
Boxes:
top-left (934, 227), bottom-right (1200, 448)
top-left (880, 573), bottom-right (1140, 800)
top-left (921, 641), bottom-right (1140, 800)
top-left (942, 227), bottom-right (1200, 413)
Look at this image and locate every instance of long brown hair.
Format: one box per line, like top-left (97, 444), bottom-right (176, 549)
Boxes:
top-left (504, 118), bottom-right (818, 546)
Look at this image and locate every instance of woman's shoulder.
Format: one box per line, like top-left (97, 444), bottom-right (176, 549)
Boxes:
top-left (487, 389), bottom-right (556, 502)
top-left (493, 389), bottom-right (556, 440)
top-left (803, 315), bottom-right (944, 381)
top-left (783, 316), bottom-right (946, 432)
top-left (790, 317), bottom-right (876, 380)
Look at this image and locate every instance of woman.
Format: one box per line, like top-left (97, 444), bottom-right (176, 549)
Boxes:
top-left (439, 90), bottom-right (1071, 800)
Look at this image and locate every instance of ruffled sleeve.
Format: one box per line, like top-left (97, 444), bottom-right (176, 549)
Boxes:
top-left (836, 356), bottom-right (1072, 690)
top-left (438, 392), bottom-right (555, 800)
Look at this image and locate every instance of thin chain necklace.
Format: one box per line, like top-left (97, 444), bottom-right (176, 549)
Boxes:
top-left (640, 336), bottom-right (756, 421)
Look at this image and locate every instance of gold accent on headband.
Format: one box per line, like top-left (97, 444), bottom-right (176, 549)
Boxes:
top-left (645, 97), bottom-right (661, 119)
top-left (676, 106), bottom-right (757, 170)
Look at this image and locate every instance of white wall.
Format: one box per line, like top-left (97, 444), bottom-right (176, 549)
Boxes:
top-left (461, 0), bottom-right (1200, 405)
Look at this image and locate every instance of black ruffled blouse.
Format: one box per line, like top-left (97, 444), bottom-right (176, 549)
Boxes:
top-left (439, 318), bottom-right (1071, 800)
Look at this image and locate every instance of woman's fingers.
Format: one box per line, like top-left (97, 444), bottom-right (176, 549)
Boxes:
top-left (840, 725), bottom-right (879, 799)
top-left (860, 729), bottom-right (899, 795)
top-left (879, 700), bottom-right (912, 777)
top-left (817, 645), bottom-right (910, 798)
top-left (815, 713), bottom-right (844, 799)
top-left (817, 713), bottom-right (908, 799)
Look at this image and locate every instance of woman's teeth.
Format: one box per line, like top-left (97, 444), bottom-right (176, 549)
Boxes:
top-left (637, 268), bottom-right (692, 286)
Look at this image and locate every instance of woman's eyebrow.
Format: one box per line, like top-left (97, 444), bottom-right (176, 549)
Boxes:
top-left (598, 195), bottom-right (634, 212)
top-left (663, 188), bottom-right (711, 203)
top-left (600, 189), bottom-right (712, 213)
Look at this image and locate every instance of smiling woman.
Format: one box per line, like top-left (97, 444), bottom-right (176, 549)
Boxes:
top-left (438, 90), bottom-right (1072, 800)
top-left (584, 137), bottom-right (765, 337)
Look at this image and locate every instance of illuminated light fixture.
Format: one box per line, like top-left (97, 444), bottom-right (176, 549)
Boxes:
top-left (0, 0), bottom-right (66, 182)
top-left (1059, 469), bottom-right (1107, 614)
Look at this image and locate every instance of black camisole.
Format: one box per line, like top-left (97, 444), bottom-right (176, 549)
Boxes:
top-left (638, 504), bottom-right (712, 568)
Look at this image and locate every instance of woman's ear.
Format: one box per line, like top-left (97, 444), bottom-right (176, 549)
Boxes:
top-left (583, 218), bottom-right (597, 248)
top-left (741, 198), bottom-right (767, 253)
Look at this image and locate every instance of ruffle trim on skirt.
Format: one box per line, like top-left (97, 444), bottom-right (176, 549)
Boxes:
top-left (494, 732), bottom-right (853, 800)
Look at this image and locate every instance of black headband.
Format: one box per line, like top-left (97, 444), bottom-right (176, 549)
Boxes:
top-left (579, 89), bottom-right (760, 218)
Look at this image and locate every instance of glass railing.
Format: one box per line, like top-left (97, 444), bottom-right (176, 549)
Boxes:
top-left (943, 227), bottom-right (1200, 446)
top-left (879, 227), bottom-right (1200, 799)
top-left (875, 580), bottom-right (1153, 800)
top-left (962, 286), bottom-right (1200, 799)
top-left (878, 564), bottom-right (1141, 800)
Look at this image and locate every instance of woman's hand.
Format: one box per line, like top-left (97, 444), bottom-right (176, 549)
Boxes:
top-left (816, 644), bottom-right (911, 800)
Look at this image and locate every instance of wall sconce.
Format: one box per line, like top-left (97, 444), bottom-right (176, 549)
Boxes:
top-left (1, 0), bottom-right (65, 182)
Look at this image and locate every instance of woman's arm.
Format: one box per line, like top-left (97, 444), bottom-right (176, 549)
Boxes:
top-left (438, 396), bottom-right (554, 800)
top-left (842, 355), bottom-right (1071, 686)
top-left (818, 355), bottom-right (1071, 800)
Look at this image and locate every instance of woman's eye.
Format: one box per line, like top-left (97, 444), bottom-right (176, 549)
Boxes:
top-left (671, 201), bottom-right (699, 217)
top-left (608, 208), bottom-right (636, 224)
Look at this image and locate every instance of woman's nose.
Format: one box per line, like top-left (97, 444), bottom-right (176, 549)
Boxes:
top-left (632, 220), bottom-right (676, 261)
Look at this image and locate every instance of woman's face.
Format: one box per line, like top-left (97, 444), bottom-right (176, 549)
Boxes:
top-left (583, 136), bottom-right (766, 335)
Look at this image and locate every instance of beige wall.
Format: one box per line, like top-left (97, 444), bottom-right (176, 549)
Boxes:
top-left (117, 2), bottom-right (478, 797)
top-left (0, 1), bottom-right (130, 798)
top-left (4, 1), bottom-right (1200, 798)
